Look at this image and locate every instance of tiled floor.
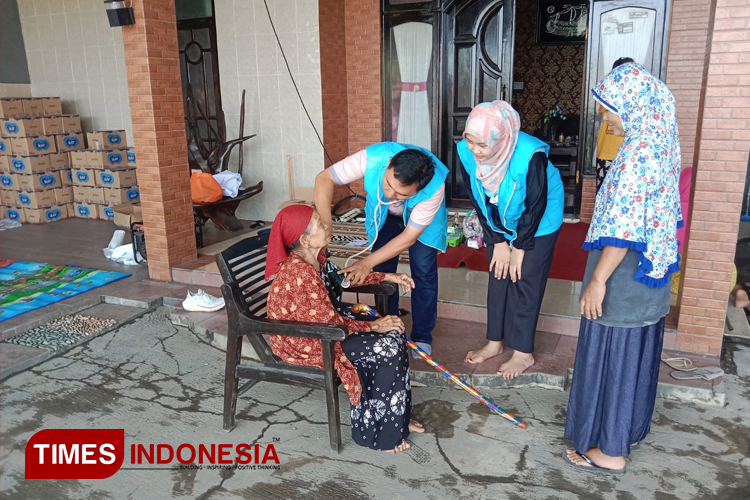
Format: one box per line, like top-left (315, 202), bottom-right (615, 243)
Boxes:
top-left (0, 218), bottom-right (254, 337)
top-left (1, 218), bottom-right (149, 276)
top-left (200, 222), bottom-right (263, 249)
top-left (0, 219), bottom-right (151, 339)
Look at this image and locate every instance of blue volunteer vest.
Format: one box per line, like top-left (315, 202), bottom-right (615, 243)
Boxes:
top-left (363, 142), bottom-right (449, 252)
top-left (458, 132), bottom-right (564, 245)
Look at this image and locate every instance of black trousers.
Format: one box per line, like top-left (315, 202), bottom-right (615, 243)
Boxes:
top-left (486, 230), bottom-right (559, 353)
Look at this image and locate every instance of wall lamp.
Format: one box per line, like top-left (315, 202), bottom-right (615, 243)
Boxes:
top-left (104, 0), bottom-right (136, 27)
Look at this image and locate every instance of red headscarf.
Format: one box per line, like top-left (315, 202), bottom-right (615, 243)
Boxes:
top-left (265, 205), bottom-right (314, 280)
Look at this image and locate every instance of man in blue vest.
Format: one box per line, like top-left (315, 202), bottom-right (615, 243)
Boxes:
top-left (314, 143), bottom-right (448, 357)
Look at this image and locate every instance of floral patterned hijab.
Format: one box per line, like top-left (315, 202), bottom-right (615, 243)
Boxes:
top-left (585, 63), bottom-right (683, 287)
top-left (463, 101), bottom-right (521, 194)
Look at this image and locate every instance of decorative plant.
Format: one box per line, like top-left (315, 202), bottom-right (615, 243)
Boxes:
top-left (543, 106), bottom-right (567, 141)
top-left (543, 106), bottom-right (567, 125)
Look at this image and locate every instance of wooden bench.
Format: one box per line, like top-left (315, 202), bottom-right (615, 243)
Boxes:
top-left (215, 233), bottom-right (397, 452)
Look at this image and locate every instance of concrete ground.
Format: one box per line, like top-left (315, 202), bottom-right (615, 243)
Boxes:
top-left (1, 309), bottom-right (749, 500)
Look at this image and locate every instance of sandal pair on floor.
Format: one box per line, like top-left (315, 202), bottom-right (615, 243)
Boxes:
top-left (660, 352), bottom-right (724, 381)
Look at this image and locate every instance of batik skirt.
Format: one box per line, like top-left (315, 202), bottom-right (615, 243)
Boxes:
top-left (341, 330), bottom-right (412, 450)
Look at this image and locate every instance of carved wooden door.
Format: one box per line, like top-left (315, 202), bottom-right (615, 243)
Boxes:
top-left (442, 0), bottom-right (515, 207)
top-left (176, 2), bottom-right (223, 170)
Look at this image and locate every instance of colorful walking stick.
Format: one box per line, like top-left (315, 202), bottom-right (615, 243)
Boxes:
top-left (350, 303), bottom-right (526, 428)
top-left (407, 340), bottom-right (527, 429)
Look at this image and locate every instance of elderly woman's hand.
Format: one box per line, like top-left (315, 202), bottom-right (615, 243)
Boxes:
top-left (371, 315), bottom-right (405, 334)
top-left (580, 279), bottom-right (606, 320)
top-left (383, 273), bottom-right (415, 293)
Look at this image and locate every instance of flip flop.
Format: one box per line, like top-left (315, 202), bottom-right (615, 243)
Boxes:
top-left (562, 450), bottom-right (626, 475)
top-left (661, 352), bottom-right (696, 372)
top-left (670, 366), bottom-right (724, 381)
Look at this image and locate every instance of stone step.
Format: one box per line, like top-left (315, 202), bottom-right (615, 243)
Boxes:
top-left (164, 304), bottom-right (725, 407)
top-left (171, 265), bottom-right (583, 336)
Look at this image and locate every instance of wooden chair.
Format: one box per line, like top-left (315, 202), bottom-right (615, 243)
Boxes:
top-left (186, 87), bottom-right (264, 245)
top-left (215, 233), bottom-right (397, 452)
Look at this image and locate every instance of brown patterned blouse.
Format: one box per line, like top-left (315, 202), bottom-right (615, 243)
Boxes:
top-left (266, 251), bottom-right (385, 405)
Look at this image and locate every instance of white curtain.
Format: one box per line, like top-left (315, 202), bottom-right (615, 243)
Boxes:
top-left (598, 8), bottom-right (656, 81)
top-left (393, 22), bottom-right (433, 150)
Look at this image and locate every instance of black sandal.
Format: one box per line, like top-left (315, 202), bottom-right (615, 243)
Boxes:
top-left (562, 450), bottom-right (626, 475)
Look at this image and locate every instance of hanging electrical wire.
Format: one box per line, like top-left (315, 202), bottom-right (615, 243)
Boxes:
top-left (261, 0), bottom-right (365, 210)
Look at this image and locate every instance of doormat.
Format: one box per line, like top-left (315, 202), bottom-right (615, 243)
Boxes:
top-left (0, 261), bottom-right (130, 321)
top-left (327, 221), bottom-right (411, 265)
top-left (328, 220), bottom-right (590, 282)
top-left (4, 315), bottom-right (118, 351)
top-left (437, 222), bottom-right (590, 281)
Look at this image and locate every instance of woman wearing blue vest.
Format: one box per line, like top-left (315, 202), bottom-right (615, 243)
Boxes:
top-left (315, 144), bottom-right (449, 358)
top-left (460, 101), bottom-right (564, 380)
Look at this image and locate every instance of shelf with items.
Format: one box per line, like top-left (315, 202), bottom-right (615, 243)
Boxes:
top-left (547, 144), bottom-right (580, 215)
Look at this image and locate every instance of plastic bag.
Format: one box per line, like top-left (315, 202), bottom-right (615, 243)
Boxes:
top-left (463, 211), bottom-right (484, 239)
top-left (0, 219), bottom-right (22, 231)
top-left (191, 172), bottom-right (223, 203)
top-left (102, 230), bottom-right (139, 265)
top-left (466, 236), bottom-right (484, 250)
top-left (463, 211), bottom-right (484, 249)
top-left (213, 170), bottom-right (242, 198)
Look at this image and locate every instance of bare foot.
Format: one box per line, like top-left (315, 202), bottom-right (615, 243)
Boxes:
top-left (464, 341), bottom-right (503, 364)
top-left (565, 447), bottom-right (626, 471)
top-left (733, 285), bottom-right (750, 309)
top-left (497, 351), bottom-right (535, 380)
top-left (384, 440), bottom-right (411, 453)
top-left (409, 420), bottom-right (425, 433)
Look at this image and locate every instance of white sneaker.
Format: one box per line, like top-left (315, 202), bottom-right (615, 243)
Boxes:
top-left (182, 289), bottom-right (225, 312)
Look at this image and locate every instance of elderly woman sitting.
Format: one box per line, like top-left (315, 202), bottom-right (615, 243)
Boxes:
top-left (264, 205), bottom-right (424, 453)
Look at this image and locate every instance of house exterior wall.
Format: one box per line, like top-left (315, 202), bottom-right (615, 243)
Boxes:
top-left (16, 0), bottom-right (133, 139)
top-left (674, 0), bottom-right (750, 356)
top-left (214, 0), bottom-right (324, 221)
top-left (665, 0), bottom-right (714, 168)
top-left (319, 0), bottom-right (353, 204)
top-left (580, 177), bottom-right (596, 223)
top-left (0, 84), bottom-right (32, 98)
top-left (342, 0), bottom-right (382, 198)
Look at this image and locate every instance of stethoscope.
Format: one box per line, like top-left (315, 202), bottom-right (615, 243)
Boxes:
top-left (342, 164), bottom-right (400, 283)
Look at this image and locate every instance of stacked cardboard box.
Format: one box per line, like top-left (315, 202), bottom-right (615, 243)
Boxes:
top-left (1, 97), bottom-right (140, 224)
top-left (0, 97), bottom-right (81, 223)
top-left (71, 131), bottom-right (139, 222)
